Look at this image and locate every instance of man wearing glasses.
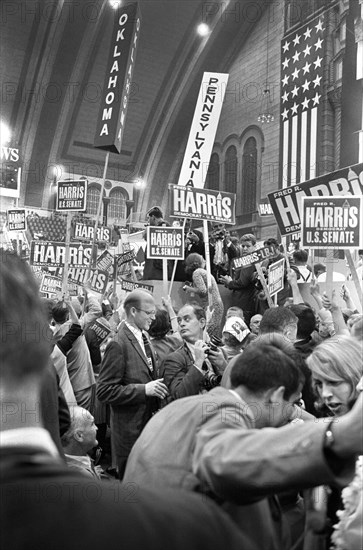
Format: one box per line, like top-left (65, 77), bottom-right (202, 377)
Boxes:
top-left (97, 289), bottom-right (168, 479)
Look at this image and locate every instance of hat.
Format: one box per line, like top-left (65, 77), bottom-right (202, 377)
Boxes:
top-left (147, 206), bottom-right (163, 218)
top-left (222, 316), bottom-right (250, 342)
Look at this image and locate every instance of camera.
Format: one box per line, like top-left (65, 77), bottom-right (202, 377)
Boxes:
top-left (205, 335), bottom-right (223, 353)
top-left (203, 371), bottom-right (222, 390)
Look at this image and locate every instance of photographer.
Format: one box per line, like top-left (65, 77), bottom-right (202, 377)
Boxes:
top-left (174, 228), bottom-right (206, 282)
top-left (158, 303), bottom-right (227, 406)
top-left (209, 223), bottom-right (239, 280)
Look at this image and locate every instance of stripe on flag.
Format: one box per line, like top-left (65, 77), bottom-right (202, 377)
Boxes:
top-left (280, 15), bottom-right (326, 188)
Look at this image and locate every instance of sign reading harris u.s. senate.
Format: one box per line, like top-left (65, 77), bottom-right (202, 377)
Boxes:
top-left (94, 3), bottom-right (141, 154)
top-left (146, 227), bottom-right (184, 260)
top-left (74, 222), bottom-right (111, 243)
top-left (169, 184), bottom-right (236, 224)
top-left (268, 258), bottom-right (285, 297)
top-left (30, 241), bottom-right (93, 267)
top-left (68, 268), bottom-right (109, 294)
top-left (301, 196), bottom-right (363, 249)
top-left (56, 180), bottom-right (87, 211)
top-left (267, 163), bottom-right (363, 236)
top-left (7, 209), bottom-right (26, 231)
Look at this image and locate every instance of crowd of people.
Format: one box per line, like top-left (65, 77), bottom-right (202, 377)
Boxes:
top-left (1, 212), bottom-right (362, 550)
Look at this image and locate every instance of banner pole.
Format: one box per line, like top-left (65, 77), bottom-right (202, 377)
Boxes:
top-left (203, 220), bottom-right (213, 310)
top-left (169, 218), bottom-right (187, 296)
top-left (62, 211), bottom-right (72, 299)
top-left (85, 151), bottom-right (109, 281)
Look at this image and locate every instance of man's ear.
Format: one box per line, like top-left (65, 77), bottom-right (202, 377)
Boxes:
top-left (268, 386), bottom-right (285, 403)
top-left (73, 429), bottom-right (83, 443)
top-left (200, 317), bottom-right (206, 329)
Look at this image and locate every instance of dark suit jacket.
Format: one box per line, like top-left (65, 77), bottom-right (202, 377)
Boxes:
top-left (96, 323), bottom-right (158, 471)
top-left (159, 343), bottom-right (206, 403)
top-left (1, 444), bottom-right (253, 550)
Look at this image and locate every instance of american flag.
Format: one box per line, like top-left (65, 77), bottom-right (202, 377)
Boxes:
top-left (280, 14), bottom-right (326, 187)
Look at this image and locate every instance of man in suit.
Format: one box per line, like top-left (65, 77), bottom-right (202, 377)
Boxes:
top-left (96, 289), bottom-right (168, 478)
top-left (124, 341), bottom-right (363, 550)
top-left (0, 249), bottom-right (256, 550)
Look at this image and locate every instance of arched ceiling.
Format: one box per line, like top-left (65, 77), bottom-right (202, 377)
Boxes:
top-left (1, 0), bottom-right (269, 210)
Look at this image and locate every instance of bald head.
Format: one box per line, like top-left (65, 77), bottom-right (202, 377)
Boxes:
top-left (123, 289), bottom-right (154, 314)
top-left (123, 289), bottom-right (156, 331)
top-left (61, 406), bottom-right (98, 454)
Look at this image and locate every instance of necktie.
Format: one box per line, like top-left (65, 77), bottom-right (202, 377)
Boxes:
top-left (142, 333), bottom-right (154, 373)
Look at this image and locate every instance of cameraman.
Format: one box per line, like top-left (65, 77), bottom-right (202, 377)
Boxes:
top-left (158, 303), bottom-right (227, 406)
top-left (209, 224), bottom-right (239, 280)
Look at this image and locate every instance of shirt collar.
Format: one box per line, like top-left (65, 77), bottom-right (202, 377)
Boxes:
top-left (228, 389), bottom-right (243, 402)
top-left (65, 454), bottom-right (92, 468)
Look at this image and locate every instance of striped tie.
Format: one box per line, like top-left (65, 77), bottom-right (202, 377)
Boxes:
top-left (142, 332), bottom-right (154, 373)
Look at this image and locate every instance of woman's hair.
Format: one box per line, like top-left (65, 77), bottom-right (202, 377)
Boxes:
top-left (306, 336), bottom-right (363, 408)
top-left (185, 253), bottom-right (204, 275)
top-left (148, 308), bottom-right (171, 339)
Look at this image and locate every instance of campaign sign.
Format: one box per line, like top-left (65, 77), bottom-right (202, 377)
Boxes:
top-left (40, 274), bottom-right (62, 295)
top-left (7, 209), bottom-right (26, 231)
top-left (301, 196), bottom-right (363, 249)
top-left (258, 202), bottom-right (273, 216)
top-left (232, 246), bottom-right (275, 270)
top-left (146, 226), bottom-right (184, 260)
top-left (177, 72), bottom-right (229, 188)
top-left (30, 241), bottom-right (93, 267)
top-left (120, 278), bottom-right (154, 293)
top-left (94, 3), bottom-right (141, 154)
top-left (267, 163), bottom-right (363, 236)
top-left (0, 145), bottom-right (21, 198)
top-left (116, 250), bottom-right (135, 272)
top-left (169, 184), bottom-right (236, 224)
top-left (268, 258), bottom-right (285, 297)
top-left (74, 222), bottom-right (111, 243)
top-left (56, 180), bottom-right (87, 211)
top-left (87, 319), bottom-right (111, 346)
top-left (68, 268), bottom-right (109, 294)
top-left (96, 249), bottom-right (114, 272)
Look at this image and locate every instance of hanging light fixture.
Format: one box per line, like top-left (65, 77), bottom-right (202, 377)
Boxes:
top-left (258, 89), bottom-right (274, 123)
top-left (258, 9), bottom-right (274, 124)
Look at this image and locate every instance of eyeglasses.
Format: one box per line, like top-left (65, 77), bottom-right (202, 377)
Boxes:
top-left (134, 307), bottom-right (156, 317)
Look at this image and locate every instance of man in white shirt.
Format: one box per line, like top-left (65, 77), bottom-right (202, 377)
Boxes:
top-left (62, 406), bottom-right (100, 479)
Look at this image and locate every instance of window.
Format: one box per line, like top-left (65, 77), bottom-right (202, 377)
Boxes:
top-left (285, 0), bottom-right (330, 31)
top-left (224, 146), bottom-right (237, 194)
top-left (86, 186), bottom-right (100, 216)
top-left (109, 188), bottom-right (127, 222)
top-left (205, 153), bottom-right (220, 190)
top-left (242, 137), bottom-right (257, 214)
